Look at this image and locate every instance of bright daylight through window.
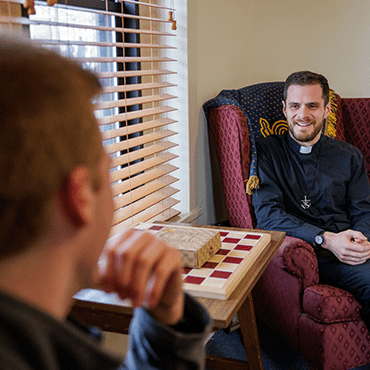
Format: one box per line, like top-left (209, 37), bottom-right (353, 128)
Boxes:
top-left (0, 0), bottom-right (180, 235)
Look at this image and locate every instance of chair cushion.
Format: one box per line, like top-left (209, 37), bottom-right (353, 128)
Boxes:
top-left (303, 284), bottom-right (362, 323)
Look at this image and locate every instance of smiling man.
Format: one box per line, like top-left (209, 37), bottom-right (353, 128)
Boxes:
top-left (252, 71), bottom-right (370, 329)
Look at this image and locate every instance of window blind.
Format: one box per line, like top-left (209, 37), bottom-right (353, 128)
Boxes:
top-left (0, 0), bottom-right (180, 236)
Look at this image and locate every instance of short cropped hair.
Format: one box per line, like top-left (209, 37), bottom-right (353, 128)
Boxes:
top-left (0, 35), bottom-right (103, 258)
top-left (283, 71), bottom-right (330, 106)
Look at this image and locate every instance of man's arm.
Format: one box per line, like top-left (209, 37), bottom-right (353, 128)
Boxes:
top-left (321, 151), bottom-right (370, 265)
top-left (99, 229), bottom-right (212, 370)
top-left (345, 148), bottom-right (370, 239)
top-left (124, 293), bottom-right (210, 370)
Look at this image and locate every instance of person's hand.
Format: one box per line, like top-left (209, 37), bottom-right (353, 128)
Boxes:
top-left (322, 230), bottom-right (370, 265)
top-left (98, 228), bottom-right (184, 325)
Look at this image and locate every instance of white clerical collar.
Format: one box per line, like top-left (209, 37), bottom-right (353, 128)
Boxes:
top-left (300, 146), bottom-right (313, 154)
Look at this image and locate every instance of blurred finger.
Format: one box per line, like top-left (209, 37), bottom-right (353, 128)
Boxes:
top-left (112, 229), bottom-right (153, 289)
top-left (128, 238), bottom-right (167, 306)
top-left (145, 248), bottom-right (183, 309)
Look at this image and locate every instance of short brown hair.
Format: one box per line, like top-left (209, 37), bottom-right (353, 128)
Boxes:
top-left (0, 35), bottom-right (103, 257)
top-left (283, 71), bottom-right (330, 106)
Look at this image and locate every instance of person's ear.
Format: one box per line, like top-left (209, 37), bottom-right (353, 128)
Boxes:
top-left (61, 166), bottom-right (95, 227)
top-left (282, 101), bottom-right (287, 118)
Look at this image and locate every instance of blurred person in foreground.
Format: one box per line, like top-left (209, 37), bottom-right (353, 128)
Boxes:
top-left (0, 35), bottom-right (211, 370)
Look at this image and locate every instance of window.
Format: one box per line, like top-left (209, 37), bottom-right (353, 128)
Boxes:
top-left (0, 0), bottom-right (180, 235)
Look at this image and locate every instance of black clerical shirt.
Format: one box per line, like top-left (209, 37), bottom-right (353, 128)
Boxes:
top-left (252, 132), bottom-right (370, 246)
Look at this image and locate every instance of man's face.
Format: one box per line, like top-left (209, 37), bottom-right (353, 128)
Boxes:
top-left (283, 84), bottom-right (330, 146)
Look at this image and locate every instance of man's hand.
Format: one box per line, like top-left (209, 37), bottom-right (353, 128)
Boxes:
top-left (322, 230), bottom-right (370, 265)
top-left (98, 228), bottom-right (184, 326)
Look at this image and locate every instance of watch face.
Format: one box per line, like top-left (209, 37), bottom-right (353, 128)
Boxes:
top-left (315, 235), bottom-right (324, 245)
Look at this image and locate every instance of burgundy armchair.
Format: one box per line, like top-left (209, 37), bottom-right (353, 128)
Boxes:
top-left (205, 83), bottom-right (370, 370)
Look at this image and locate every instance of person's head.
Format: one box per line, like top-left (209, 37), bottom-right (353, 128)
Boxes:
top-left (282, 71), bottom-right (331, 146)
top-left (0, 35), bottom-right (107, 259)
top-left (283, 71), bottom-right (330, 106)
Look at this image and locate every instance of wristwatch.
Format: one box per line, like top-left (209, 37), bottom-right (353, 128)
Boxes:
top-left (314, 230), bottom-right (325, 248)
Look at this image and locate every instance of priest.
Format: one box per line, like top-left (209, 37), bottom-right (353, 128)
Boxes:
top-left (252, 70), bottom-right (370, 329)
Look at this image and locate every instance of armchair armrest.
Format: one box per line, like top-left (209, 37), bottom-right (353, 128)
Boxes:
top-left (275, 236), bottom-right (320, 290)
top-left (303, 284), bottom-right (362, 323)
top-left (253, 235), bottom-right (319, 350)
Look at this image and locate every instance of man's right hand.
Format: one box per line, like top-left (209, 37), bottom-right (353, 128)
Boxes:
top-left (322, 230), bottom-right (370, 265)
top-left (98, 228), bottom-right (185, 326)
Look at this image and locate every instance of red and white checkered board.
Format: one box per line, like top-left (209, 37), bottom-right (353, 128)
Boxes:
top-left (136, 224), bottom-right (271, 300)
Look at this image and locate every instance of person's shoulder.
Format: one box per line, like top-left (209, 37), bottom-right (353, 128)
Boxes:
top-left (256, 133), bottom-right (286, 150)
top-left (323, 136), bottom-right (363, 157)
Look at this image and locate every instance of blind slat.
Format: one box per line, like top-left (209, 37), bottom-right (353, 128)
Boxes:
top-left (110, 141), bottom-right (178, 168)
top-left (111, 196), bottom-right (180, 234)
top-left (112, 163), bottom-right (178, 198)
top-left (77, 56), bottom-right (176, 64)
top-left (151, 208), bottom-right (181, 223)
top-left (28, 19), bottom-right (175, 37)
top-left (97, 69), bottom-right (176, 80)
top-left (102, 82), bottom-right (176, 95)
top-left (96, 94), bottom-right (177, 111)
top-left (98, 106), bottom-right (177, 126)
top-left (36, 39), bottom-right (176, 50)
top-left (0, 0), bottom-right (23, 4)
top-left (101, 118), bottom-right (176, 141)
top-left (105, 129), bottom-right (177, 155)
top-left (113, 174), bottom-right (178, 209)
top-left (112, 187), bottom-right (180, 226)
top-left (0, 0), bottom-right (174, 9)
top-left (0, 15), bottom-right (30, 25)
top-left (110, 152), bottom-right (178, 183)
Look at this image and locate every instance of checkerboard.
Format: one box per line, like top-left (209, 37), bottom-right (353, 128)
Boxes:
top-left (133, 223), bottom-right (271, 300)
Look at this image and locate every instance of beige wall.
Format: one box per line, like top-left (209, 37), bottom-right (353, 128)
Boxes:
top-left (188, 0), bottom-right (370, 225)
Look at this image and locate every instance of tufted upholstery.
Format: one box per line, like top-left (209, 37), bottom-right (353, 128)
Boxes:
top-left (342, 98), bottom-right (370, 179)
top-left (303, 285), bottom-right (362, 323)
top-left (205, 84), bottom-right (370, 370)
top-left (208, 105), bottom-right (255, 229)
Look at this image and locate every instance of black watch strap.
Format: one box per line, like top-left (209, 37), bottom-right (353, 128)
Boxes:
top-left (314, 230), bottom-right (325, 248)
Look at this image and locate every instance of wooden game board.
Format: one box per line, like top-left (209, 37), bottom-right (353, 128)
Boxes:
top-left (133, 223), bottom-right (271, 300)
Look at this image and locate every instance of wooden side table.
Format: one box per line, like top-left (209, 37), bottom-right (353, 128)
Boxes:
top-left (71, 225), bottom-right (285, 370)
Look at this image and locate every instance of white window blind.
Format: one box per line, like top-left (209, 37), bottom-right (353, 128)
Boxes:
top-left (0, 0), bottom-right (180, 236)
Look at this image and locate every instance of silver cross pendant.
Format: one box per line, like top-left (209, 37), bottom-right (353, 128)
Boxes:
top-left (301, 195), bottom-right (311, 209)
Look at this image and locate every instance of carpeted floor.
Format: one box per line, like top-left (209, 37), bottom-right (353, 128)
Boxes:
top-left (206, 319), bottom-right (370, 370)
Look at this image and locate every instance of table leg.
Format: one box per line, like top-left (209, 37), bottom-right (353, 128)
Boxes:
top-left (237, 293), bottom-right (264, 370)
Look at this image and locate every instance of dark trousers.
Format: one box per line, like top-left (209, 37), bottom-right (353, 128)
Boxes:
top-left (316, 249), bottom-right (370, 329)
